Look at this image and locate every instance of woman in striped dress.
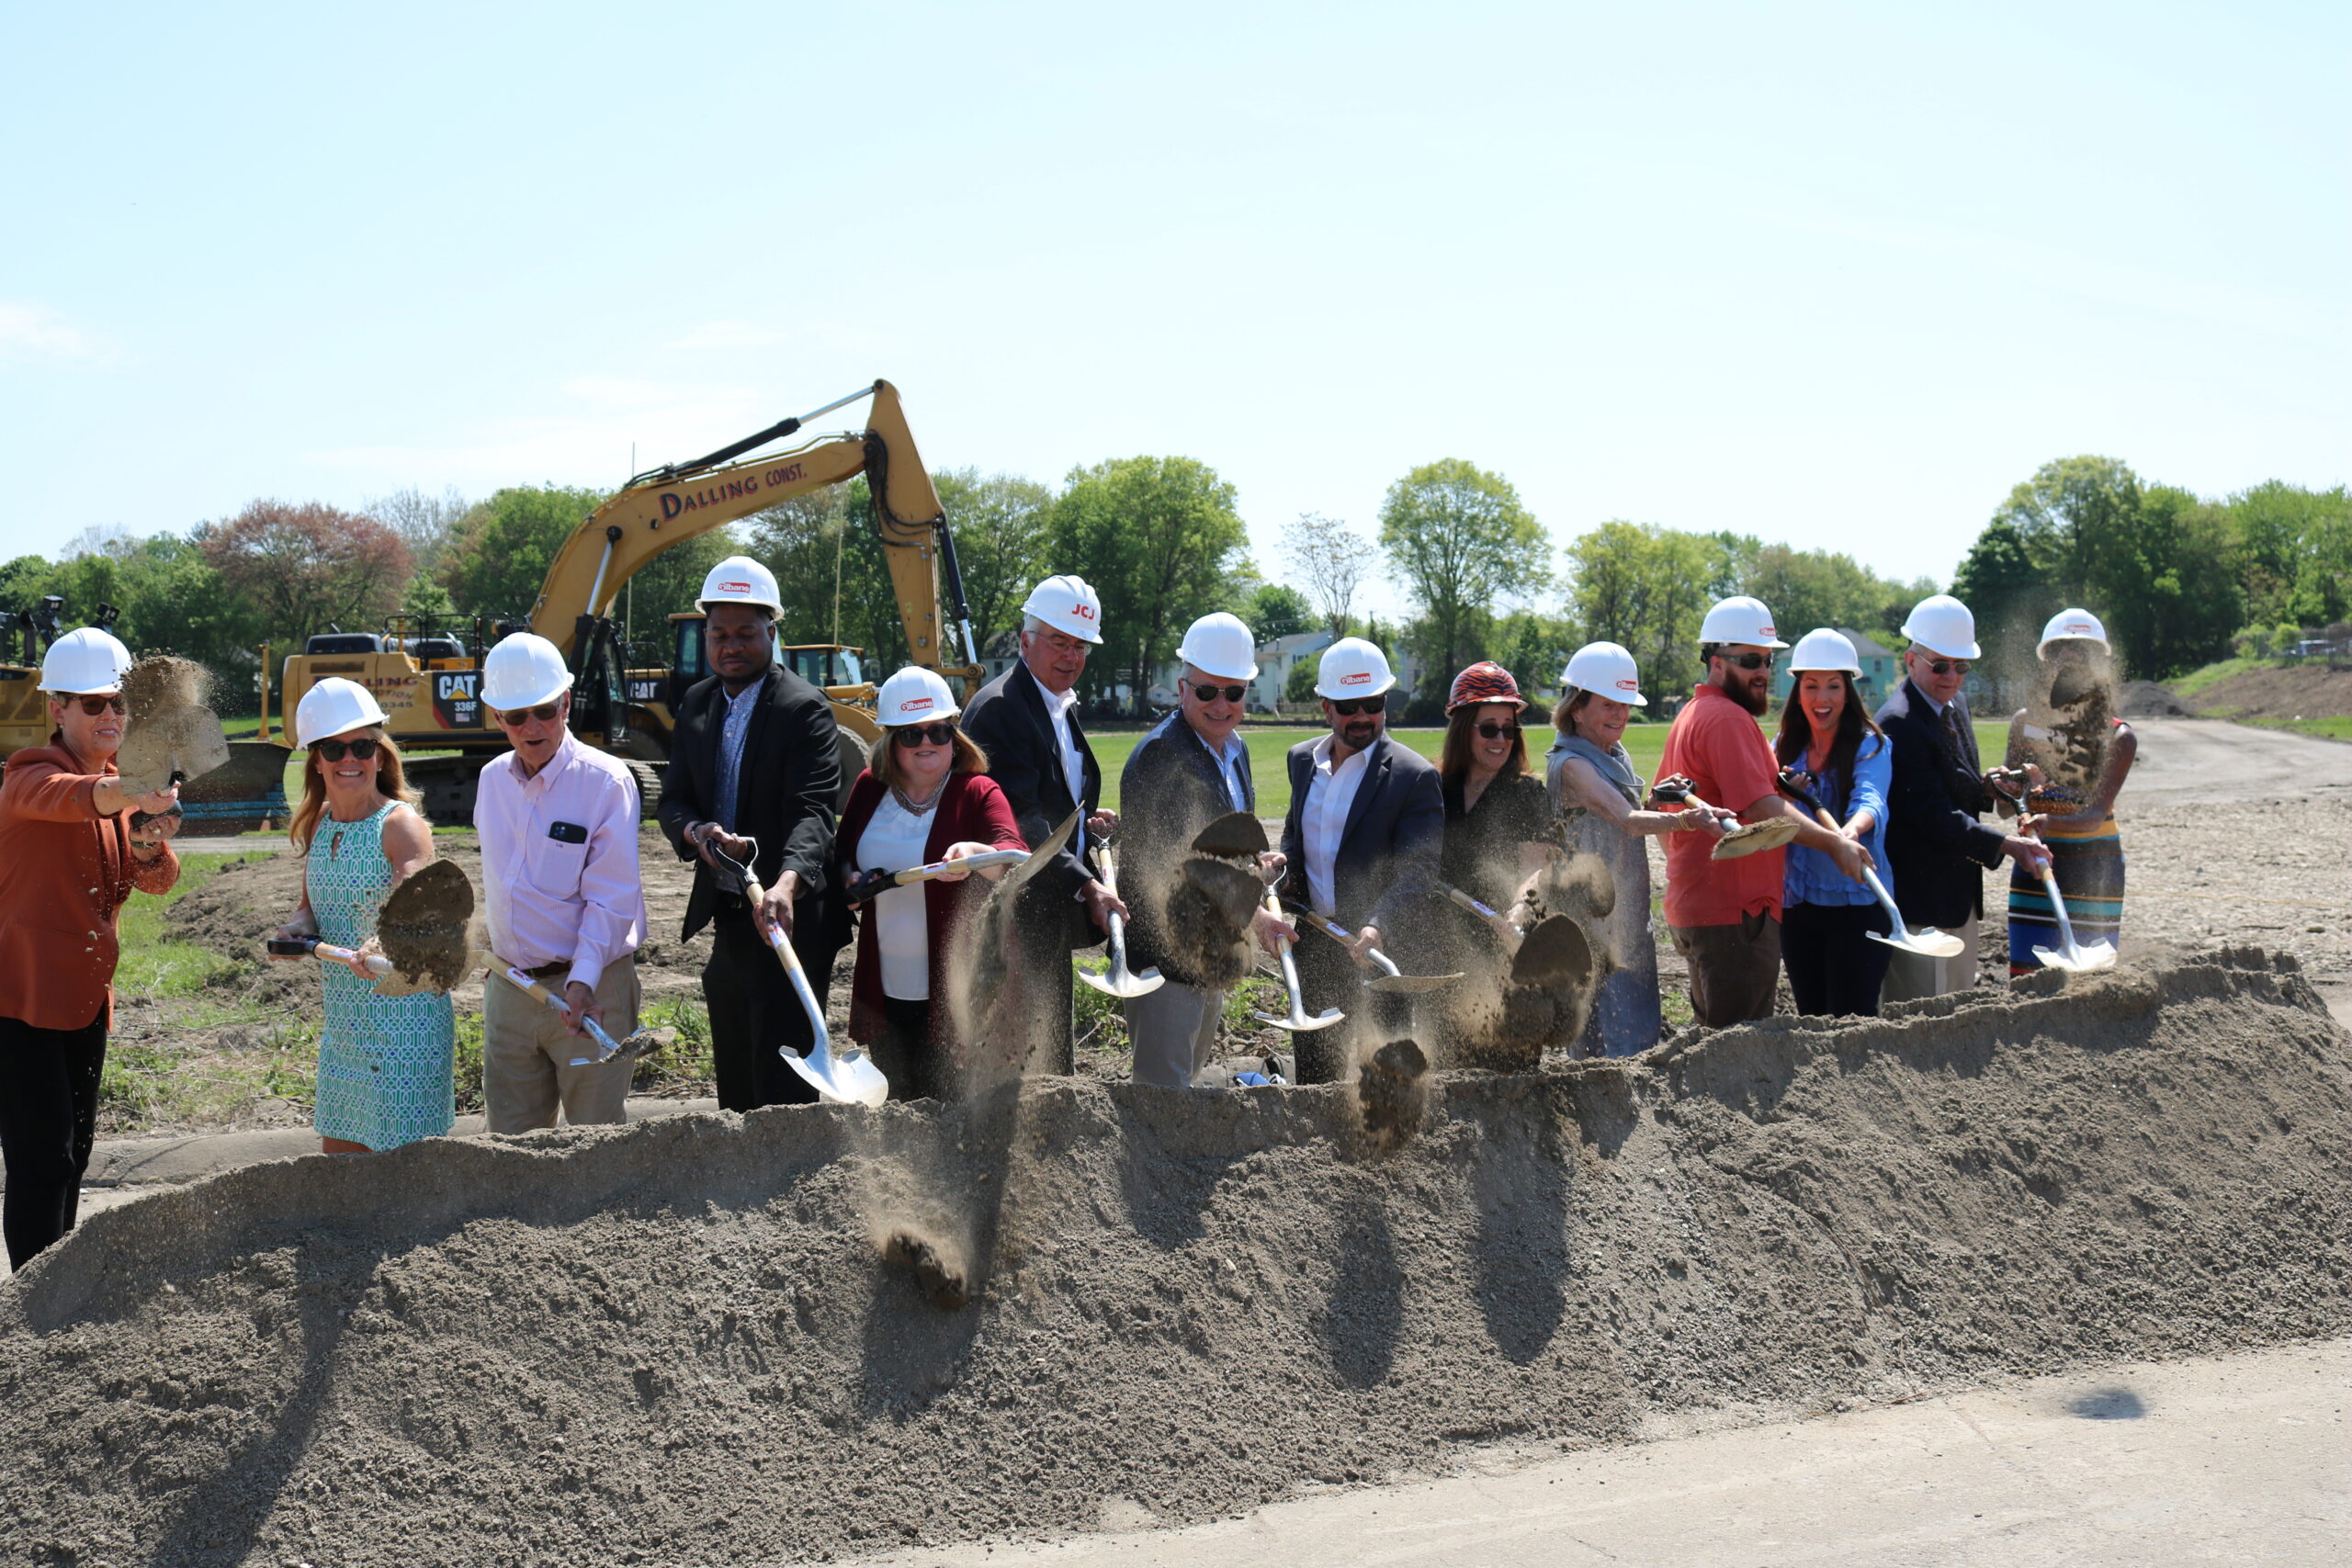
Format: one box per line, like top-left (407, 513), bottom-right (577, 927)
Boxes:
top-left (268, 679), bottom-right (457, 1153)
top-left (2001, 609), bottom-right (2136, 975)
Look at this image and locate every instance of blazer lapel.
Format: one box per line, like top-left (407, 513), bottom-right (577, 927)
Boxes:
top-left (1341, 738), bottom-right (1391, 842)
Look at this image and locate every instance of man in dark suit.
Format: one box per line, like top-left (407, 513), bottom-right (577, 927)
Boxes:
top-left (1118, 612), bottom-right (1291, 1088)
top-left (656, 556), bottom-right (842, 1111)
top-left (960, 574), bottom-right (1122, 1073)
top-left (1277, 637), bottom-right (1443, 1083)
top-left (1875, 594), bottom-right (2051, 1004)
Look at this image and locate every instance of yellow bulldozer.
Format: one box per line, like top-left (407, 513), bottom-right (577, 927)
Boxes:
top-left (262, 379), bottom-right (980, 824)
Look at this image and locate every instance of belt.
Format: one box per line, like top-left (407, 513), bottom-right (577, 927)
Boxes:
top-left (521, 960), bottom-right (571, 980)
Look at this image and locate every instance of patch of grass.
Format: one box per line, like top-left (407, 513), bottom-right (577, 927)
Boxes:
top-left (2169, 656), bottom-right (2266, 701)
top-left (96, 1013), bottom-right (319, 1134)
top-left (113, 852), bottom-right (274, 1000)
top-left (453, 1010), bottom-right (486, 1116)
top-left (2217, 711), bottom-right (2352, 742)
top-left (632, 995), bottom-right (717, 1096)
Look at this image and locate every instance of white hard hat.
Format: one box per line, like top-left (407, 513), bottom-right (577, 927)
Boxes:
top-left (1021, 574), bottom-right (1103, 644)
top-left (39, 626), bottom-right (134, 695)
top-left (695, 555), bottom-right (783, 616)
top-left (1698, 595), bottom-right (1789, 650)
top-left (1562, 641), bottom-right (1647, 707)
top-left (1786, 627), bottom-right (1861, 675)
top-left (295, 677), bottom-right (390, 747)
top-left (1314, 637), bottom-right (1396, 701)
top-left (1175, 612), bottom-right (1259, 681)
top-left (480, 633), bottom-right (575, 711)
top-left (1900, 594), bottom-right (1980, 660)
top-left (876, 666), bottom-right (960, 726)
top-left (2037, 607), bottom-right (2109, 657)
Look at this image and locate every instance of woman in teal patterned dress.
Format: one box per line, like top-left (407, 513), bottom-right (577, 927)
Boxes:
top-left (269, 679), bottom-right (456, 1154)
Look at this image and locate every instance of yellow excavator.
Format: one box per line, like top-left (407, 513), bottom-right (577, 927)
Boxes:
top-left (0, 594), bottom-right (71, 759)
top-left (263, 379), bottom-right (981, 823)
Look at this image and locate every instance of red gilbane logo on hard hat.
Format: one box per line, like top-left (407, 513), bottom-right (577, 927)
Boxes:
top-left (720, 580), bottom-right (751, 595)
top-left (2065, 621), bottom-right (2094, 635)
top-left (902, 696), bottom-right (933, 713)
top-left (1759, 624), bottom-right (1776, 637)
top-left (1340, 671), bottom-right (1371, 686)
top-left (1617, 677), bottom-right (1638, 692)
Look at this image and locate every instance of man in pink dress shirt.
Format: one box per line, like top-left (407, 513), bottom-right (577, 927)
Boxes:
top-left (472, 634), bottom-right (648, 1134)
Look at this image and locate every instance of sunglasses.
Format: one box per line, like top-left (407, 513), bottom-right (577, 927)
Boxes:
top-left (1329, 698), bottom-right (1383, 716)
top-left (891, 722), bottom-right (958, 748)
top-left (1186, 680), bottom-right (1247, 704)
top-left (1717, 652), bottom-right (1771, 671)
top-left (68, 694), bottom-right (129, 716)
top-left (1923, 658), bottom-right (1973, 676)
top-left (495, 703), bottom-right (563, 726)
top-left (314, 738), bottom-right (380, 762)
top-left (1474, 721), bottom-right (1520, 740)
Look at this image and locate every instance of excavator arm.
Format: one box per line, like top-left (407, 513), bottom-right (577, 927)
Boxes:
top-left (526, 378), bottom-right (979, 687)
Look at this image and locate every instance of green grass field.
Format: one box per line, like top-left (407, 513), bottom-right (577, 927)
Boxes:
top-left (1091, 720), bottom-right (2007, 815)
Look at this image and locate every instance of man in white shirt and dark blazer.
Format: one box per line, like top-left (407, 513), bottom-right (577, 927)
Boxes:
top-left (1276, 637), bottom-right (1442, 1084)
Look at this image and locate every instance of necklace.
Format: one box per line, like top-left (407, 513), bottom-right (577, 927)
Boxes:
top-left (891, 778), bottom-right (944, 817)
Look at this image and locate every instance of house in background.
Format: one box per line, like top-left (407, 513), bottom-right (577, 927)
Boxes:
top-left (1771, 627), bottom-right (1898, 705)
top-left (1249, 629), bottom-right (1335, 711)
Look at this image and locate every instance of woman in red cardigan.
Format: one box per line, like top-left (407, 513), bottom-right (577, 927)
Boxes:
top-left (836, 668), bottom-right (1027, 1100)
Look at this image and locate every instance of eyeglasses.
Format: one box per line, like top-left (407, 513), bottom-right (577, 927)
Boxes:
top-left (1329, 698), bottom-right (1383, 716)
top-left (495, 703), bottom-right (563, 726)
top-left (68, 694), bottom-right (129, 716)
top-left (1716, 652), bottom-right (1771, 671)
top-left (314, 738), bottom-right (380, 762)
top-left (891, 722), bottom-right (958, 748)
top-left (1185, 680), bottom-right (1247, 705)
top-left (1475, 721), bottom-right (1520, 740)
top-left (1923, 658), bottom-right (1973, 676)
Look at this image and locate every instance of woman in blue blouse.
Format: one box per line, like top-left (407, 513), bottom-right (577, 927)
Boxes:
top-left (1770, 629), bottom-right (1894, 1016)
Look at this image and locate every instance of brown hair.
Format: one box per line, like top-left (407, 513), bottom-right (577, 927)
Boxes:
top-left (1551, 687), bottom-right (1597, 739)
top-left (1440, 702), bottom-right (1528, 784)
top-left (866, 721), bottom-right (989, 790)
top-left (288, 727), bottom-right (422, 853)
top-left (1772, 671), bottom-right (1884, 788)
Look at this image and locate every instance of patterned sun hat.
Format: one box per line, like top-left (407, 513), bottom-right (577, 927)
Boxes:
top-left (1444, 660), bottom-right (1526, 713)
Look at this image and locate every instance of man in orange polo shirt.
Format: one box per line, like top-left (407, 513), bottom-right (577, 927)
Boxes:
top-left (1658, 597), bottom-right (1865, 1027)
top-left (0, 628), bottom-right (182, 1269)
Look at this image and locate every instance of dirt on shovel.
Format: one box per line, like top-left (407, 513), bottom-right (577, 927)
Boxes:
top-left (373, 860), bottom-right (481, 996)
top-left (1356, 1037), bottom-right (1429, 1149)
top-left (113, 657), bottom-right (232, 796)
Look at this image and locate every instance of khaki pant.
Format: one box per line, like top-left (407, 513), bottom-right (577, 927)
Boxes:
top-left (482, 958), bottom-right (640, 1134)
top-left (1877, 914), bottom-right (1982, 1005)
top-left (1669, 911), bottom-right (1782, 1029)
top-left (1125, 980), bottom-right (1226, 1089)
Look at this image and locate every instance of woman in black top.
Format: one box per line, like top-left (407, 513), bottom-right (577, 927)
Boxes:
top-left (1437, 661), bottom-right (1555, 935)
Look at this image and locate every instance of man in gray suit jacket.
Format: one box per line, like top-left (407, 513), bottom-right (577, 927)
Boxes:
top-left (1276, 637), bottom-right (1443, 1083)
top-left (1118, 613), bottom-right (1289, 1088)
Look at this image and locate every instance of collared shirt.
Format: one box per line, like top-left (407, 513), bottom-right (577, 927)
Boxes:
top-left (1193, 723), bottom-right (1250, 812)
top-left (1301, 732), bottom-right (1372, 917)
top-left (475, 730), bottom-right (646, 990)
top-left (1043, 680), bottom-right (1087, 857)
top-left (1658, 682), bottom-right (1783, 927)
top-left (711, 678), bottom-right (763, 832)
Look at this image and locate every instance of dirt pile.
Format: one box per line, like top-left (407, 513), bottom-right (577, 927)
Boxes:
top-left (3, 949), bottom-right (2346, 1565)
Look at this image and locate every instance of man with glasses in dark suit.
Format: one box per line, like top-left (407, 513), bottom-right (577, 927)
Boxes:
top-left (1276, 637), bottom-right (1442, 1083)
top-left (1659, 597), bottom-right (1867, 1028)
top-left (1874, 594), bottom-right (2052, 1003)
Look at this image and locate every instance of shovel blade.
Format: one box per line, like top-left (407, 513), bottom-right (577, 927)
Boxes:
top-left (1709, 817), bottom-right (1802, 861)
top-left (1181, 857), bottom-right (1265, 930)
top-left (1078, 963), bottom-right (1165, 999)
top-left (1252, 1008), bottom-right (1343, 1033)
top-left (2032, 941), bottom-right (2118, 974)
top-left (786, 1043), bottom-right (891, 1107)
top-left (1868, 928), bottom-right (1965, 959)
top-left (1367, 972), bottom-right (1464, 994)
top-left (1191, 810), bottom-right (1269, 858)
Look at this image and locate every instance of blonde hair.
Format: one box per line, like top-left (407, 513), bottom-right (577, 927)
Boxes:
top-left (288, 727), bottom-right (422, 853)
top-left (1552, 687), bottom-right (1596, 738)
top-left (865, 722), bottom-right (989, 790)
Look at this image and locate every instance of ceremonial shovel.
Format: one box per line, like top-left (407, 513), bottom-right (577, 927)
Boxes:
top-left (1435, 881), bottom-right (1591, 992)
top-left (710, 840), bottom-right (889, 1107)
top-left (1076, 843), bottom-right (1162, 999)
top-left (1774, 771), bottom-right (1964, 961)
top-left (1286, 905), bottom-right (1461, 994)
top-left (1251, 886), bottom-right (1342, 1033)
top-left (2019, 829), bottom-right (2117, 974)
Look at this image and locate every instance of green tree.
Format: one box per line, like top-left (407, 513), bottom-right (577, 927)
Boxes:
top-left (201, 500), bottom-right (411, 644)
top-left (1282, 511), bottom-right (1370, 638)
top-left (1246, 582), bottom-right (1310, 641)
top-left (745, 484), bottom-right (904, 666)
top-left (2227, 479), bottom-right (2352, 628)
top-left (935, 468), bottom-right (1055, 660)
top-left (1561, 521), bottom-right (1718, 692)
top-left (1053, 457), bottom-right (1249, 708)
top-left (1743, 544), bottom-right (1906, 643)
top-left (1376, 459), bottom-right (1551, 702)
top-left (439, 485), bottom-right (611, 616)
top-left (1284, 655), bottom-right (1321, 705)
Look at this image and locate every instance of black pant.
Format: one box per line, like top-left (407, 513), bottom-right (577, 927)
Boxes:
top-left (702, 911), bottom-right (829, 1112)
top-left (0, 1009), bottom-right (108, 1270)
top-left (1781, 901), bottom-right (1894, 1018)
top-left (865, 996), bottom-right (949, 1102)
top-left (1289, 936), bottom-right (1417, 1085)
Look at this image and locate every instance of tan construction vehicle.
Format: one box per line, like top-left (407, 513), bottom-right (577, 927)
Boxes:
top-left (263, 379), bottom-right (980, 824)
top-left (0, 595), bottom-right (71, 760)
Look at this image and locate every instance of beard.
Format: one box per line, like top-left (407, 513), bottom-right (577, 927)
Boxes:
top-left (1720, 669), bottom-right (1768, 716)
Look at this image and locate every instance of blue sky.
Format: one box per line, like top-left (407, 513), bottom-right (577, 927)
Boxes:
top-left (4, 1), bottom-right (2344, 619)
